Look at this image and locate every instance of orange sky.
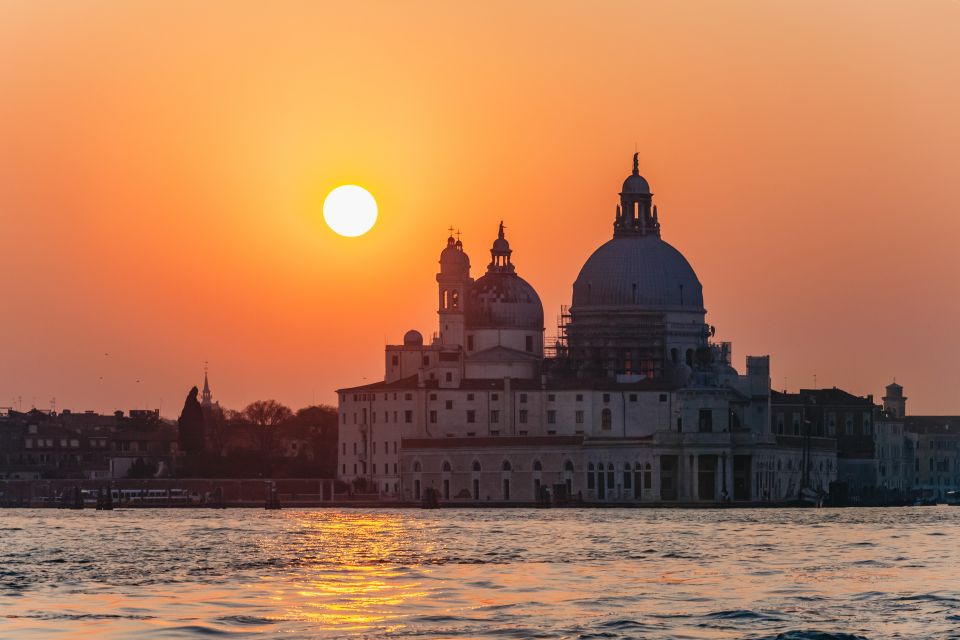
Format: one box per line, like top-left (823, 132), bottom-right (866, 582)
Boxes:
top-left (2, 1), bottom-right (958, 416)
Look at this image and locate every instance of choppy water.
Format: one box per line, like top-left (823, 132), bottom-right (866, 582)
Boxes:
top-left (1, 507), bottom-right (958, 639)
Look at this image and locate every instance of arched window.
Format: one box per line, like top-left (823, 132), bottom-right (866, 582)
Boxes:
top-left (413, 461), bottom-right (422, 472)
top-left (533, 460), bottom-right (542, 471)
top-left (502, 460), bottom-right (512, 472)
top-left (670, 348), bottom-right (678, 364)
top-left (442, 289), bottom-right (449, 309)
top-left (588, 463), bottom-right (594, 472)
top-left (442, 460), bottom-right (452, 472)
top-left (472, 460), bottom-right (481, 472)
top-left (686, 349), bottom-right (694, 366)
top-left (451, 289), bottom-right (460, 310)
top-left (564, 460), bottom-right (575, 472)
top-left (607, 463), bottom-right (614, 471)
top-left (601, 408), bottom-right (612, 430)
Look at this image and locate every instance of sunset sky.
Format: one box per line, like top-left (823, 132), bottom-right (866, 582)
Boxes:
top-left (2, 1), bottom-right (958, 416)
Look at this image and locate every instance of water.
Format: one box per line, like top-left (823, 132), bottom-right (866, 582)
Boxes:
top-left (1, 507), bottom-right (958, 639)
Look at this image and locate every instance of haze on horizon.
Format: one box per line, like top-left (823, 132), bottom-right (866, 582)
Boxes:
top-left (1, 1), bottom-right (958, 416)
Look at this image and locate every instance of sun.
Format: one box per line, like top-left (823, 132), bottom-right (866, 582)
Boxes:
top-left (323, 185), bottom-right (378, 237)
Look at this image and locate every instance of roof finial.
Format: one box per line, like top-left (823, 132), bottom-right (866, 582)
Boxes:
top-left (632, 152), bottom-right (639, 175)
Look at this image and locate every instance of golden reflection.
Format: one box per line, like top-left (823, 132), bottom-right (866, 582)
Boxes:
top-left (259, 511), bottom-right (433, 631)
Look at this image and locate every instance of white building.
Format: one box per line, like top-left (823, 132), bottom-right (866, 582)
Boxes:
top-left (337, 155), bottom-right (834, 504)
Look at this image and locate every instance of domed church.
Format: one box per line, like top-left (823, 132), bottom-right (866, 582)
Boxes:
top-left (337, 156), bottom-right (836, 505)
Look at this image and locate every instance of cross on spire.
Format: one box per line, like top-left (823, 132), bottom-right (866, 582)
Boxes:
top-left (455, 229), bottom-right (462, 241)
top-left (447, 225), bottom-right (455, 236)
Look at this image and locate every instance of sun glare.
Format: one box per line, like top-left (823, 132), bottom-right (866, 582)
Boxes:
top-left (323, 185), bottom-right (378, 237)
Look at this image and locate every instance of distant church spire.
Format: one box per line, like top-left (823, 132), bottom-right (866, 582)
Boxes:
top-left (201, 363), bottom-right (213, 408)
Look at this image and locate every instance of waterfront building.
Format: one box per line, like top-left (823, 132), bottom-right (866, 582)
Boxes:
top-left (337, 156), bottom-right (834, 504)
top-left (904, 419), bottom-right (960, 500)
top-left (0, 408), bottom-right (175, 480)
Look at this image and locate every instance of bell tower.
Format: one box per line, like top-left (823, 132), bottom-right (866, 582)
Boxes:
top-left (436, 230), bottom-right (471, 347)
top-left (883, 381), bottom-right (906, 418)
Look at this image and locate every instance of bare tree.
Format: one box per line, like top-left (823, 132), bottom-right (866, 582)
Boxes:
top-left (242, 400), bottom-right (293, 454)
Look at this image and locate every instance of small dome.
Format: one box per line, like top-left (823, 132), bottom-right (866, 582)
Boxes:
top-left (572, 235), bottom-right (704, 312)
top-left (621, 173), bottom-right (650, 195)
top-left (492, 236), bottom-right (510, 253)
top-left (439, 236), bottom-right (469, 272)
top-left (403, 330), bottom-right (423, 346)
top-left (467, 272), bottom-right (543, 330)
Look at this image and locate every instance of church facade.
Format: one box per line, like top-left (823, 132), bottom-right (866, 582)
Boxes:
top-left (337, 156), bottom-right (835, 504)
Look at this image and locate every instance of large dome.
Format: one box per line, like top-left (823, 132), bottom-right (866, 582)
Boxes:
top-left (467, 272), bottom-right (544, 330)
top-left (571, 235), bottom-right (704, 312)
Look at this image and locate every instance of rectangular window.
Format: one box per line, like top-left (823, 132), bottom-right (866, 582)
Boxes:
top-left (547, 410), bottom-right (556, 424)
top-left (699, 409), bottom-right (713, 433)
top-left (467, 410), bottom-right (476, 423)
top-left (519, 430), bottom-right (528, 436)
top-left (422, 355), bottom-right (430, 365)
top-left (391, 355), bottom-right (399, 366)
top-left (373, 464), bottom-right (376, 474)
top-left (547, 394), bottom-right (555, 402)
top-left (525, 336), bottom-right (534, 352)
top-left (576, 394), bottom-right (583, 402)
top-left (353, 443), bottom-right (357, 454)
top-left (490, 410), bottom-right (500, 423)
top-left (404, 410), bottom-right (413, 423)
top-left (342, 443), bottom-right (346, 455)
top-left (588, 471), bottom-right (595, 489)
top-left (467, 335), bottom-right (474, 351)
top-left (623, 470), bottom-right (632, 488)
top-left (603, 393), bottom-right (610, 403)
top-left (430, 393), bottom-right (437, 400)
top-left (445, 372), bottom-right (453, 382)
top-left (520, 393), bottom-right (528, 403)
top-left (393, 441), bottom-right (397, 454)
top-left (519, 410), bottom-right (528, 424)
top-left (342, 464), bottom-right (346, 474)
top-left (491, 393), bottom-right (499, 401)
top-left (629, 394), bottom-right (637, 402)
top-left (467, 393), bottom-right (474, 401)
top-left (445, 400), bottom-right (453, 410)
top-left (490, 429), bottom-right (500, 435)
top-left (372, 441), bottom-right (376, 454)
top-left (575, 410), bottom-right (584, 424)
top-left (659, 394), bottom-right (667, 402)
top-left (430, 410), bottom-right (437, 423)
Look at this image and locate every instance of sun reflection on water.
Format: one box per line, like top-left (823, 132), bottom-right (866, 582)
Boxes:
top-left (260, 512), bottom-right (432, 631)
